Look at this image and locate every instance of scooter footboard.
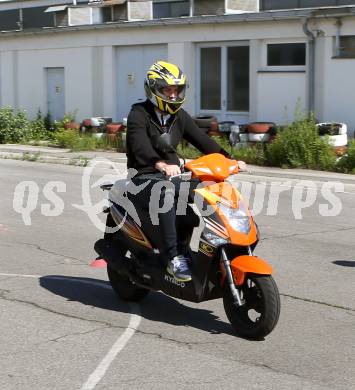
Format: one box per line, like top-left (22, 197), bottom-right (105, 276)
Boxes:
top-left (230, 255), bottom-right (272, 286)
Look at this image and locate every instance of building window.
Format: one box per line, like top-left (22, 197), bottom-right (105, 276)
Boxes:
top-left (267, 43), bottom-right (306, 66)
top-left (102, 7), bottom-right (112, 22)
top-left (23, 6), bottom-right (54, 29)
top-left (299, 0), bottom-right (338, 7)
top-left (227, 46), bottom-right (249, 111)
top-left (200, 47), bottom-right (221, 110)
top-left (199, 44), bottom-right (250, 113)
top-left (260, 0), bottom-right (355, 10)
top-left (261, 0), bottom-right (298, 9)
top-left (0, 10), bottom-right (20, 31)
top-left (337, 36), bottom-right (355, 58)
top-left (153, 0), bottom-right (190, 19)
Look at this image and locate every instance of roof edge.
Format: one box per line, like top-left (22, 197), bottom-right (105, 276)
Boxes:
top-left (1, 5), bottom-right (355, 37)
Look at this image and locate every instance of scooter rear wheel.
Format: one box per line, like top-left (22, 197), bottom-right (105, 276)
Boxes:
top-left (223, 274), bottom-right (280, 340)
top-left (107, 264), bottom-right (149, 302)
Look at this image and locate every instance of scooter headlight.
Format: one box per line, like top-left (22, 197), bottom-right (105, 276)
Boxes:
top-left (203, 231), bottom-right (229, 246)
top-left (218, 202), bottom-right (251, 234)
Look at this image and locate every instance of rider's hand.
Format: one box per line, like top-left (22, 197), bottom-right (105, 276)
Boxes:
top-left (155, 161), bottom-right (181, 177)
top-left (238, 160), bottom-right (247, 172)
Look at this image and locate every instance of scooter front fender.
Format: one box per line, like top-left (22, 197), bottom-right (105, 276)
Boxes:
top-left (230, 255), bottom-right (272, 286)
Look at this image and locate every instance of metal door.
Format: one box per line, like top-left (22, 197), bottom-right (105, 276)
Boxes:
top-left (47, 67), bottom-right (65, 121)
top-left (116, 44), bottom-right (167, 121)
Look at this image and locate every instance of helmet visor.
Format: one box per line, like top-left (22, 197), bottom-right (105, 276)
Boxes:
top-left (152, 82), bottom-right (186, 104)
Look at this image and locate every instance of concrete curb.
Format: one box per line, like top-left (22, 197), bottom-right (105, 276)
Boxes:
top-left (0, 150), bottom-right (127, 166)
top-left (0, 151), bottom-right (91, 166)
top-left (241, 167), bottom-right (355, 184)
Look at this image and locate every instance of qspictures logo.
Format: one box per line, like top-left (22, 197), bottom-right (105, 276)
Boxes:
top-left (12, 158), bottom-right (345, 229)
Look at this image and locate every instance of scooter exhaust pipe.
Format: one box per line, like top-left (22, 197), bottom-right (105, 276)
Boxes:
top-left (94, 239), bottom-right (155, 291)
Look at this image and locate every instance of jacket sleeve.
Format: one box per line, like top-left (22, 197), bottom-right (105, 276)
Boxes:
top-left (182, 112), bottom-right (231, 158)
top-left (126, 108), bottom-right (163, 167)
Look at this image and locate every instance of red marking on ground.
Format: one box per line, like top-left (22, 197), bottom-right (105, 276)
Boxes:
top-left (90, 258), bottom-right (107, 268)
top-left (0, 224), bottom-right (9, 233)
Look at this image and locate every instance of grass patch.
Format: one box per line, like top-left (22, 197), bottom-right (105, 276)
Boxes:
top-left (22, 151), bottom-right (41, 162)
top-left (68, 156), bottom-right (90, 167)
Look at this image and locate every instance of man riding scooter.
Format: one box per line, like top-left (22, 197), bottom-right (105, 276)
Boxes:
top-left (126, 60), bottom-right (246, 282)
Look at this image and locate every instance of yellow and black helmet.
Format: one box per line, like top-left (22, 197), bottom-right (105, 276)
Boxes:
top-left (144, 61), bottom-right (187, 114)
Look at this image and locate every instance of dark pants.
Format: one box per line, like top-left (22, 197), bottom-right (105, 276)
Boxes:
top-left (130, 173), bottom-right (193, 260)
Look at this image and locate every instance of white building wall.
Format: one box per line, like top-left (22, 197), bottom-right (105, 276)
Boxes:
top-left (254, 35), bottom-right (307, 124)
top-left (0, 20), bottom-right (310, 123)
top-left (0, 16), bottom-right (354, 130)
top-left (0, 20), bottom-right (307, 51)
top-left (168, 42), bottom-right (196, 115)
top-left (312, 17), bottom-right (355, 134)
top-left (321, 37), bottom-right (355, 134)
top-left (0, 45), bottom-right (94, 120)
top-left (256, 72), bottom-right (307, 123)
top-left (0, 51), bottom-right (19, 108)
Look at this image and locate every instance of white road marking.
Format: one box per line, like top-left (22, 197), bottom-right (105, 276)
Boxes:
top-left (0, 273), bottom-right (41, 278)
top-left (0, 272), bottom-right (142, 390)
top-left (80, 307), bottom-right (141, 390)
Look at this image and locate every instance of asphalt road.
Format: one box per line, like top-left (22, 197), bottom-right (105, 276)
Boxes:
top-left (0, 159), bottom-right (354, 390)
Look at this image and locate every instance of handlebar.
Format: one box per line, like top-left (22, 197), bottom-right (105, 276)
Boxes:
top-left (168, 171), bottom-right (192, 181)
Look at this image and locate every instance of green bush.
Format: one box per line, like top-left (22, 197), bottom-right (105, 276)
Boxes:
top-left (177, 135), bottom-right (267, 164)
top-left (336, 140), bottom-right (355, 173)
top-left (72, 135), bottom-right (97, 151)
top-left (0, 107), bottom-right (54, 143)
top-left (28, 110), bottom-right (51, 141)
top-left (266, 116), bottom-right (336, 170)
top-left (231, 143), bottom-right (266, 165)
top-left (95, 134), bottom-right (126, 151)
top-left (177, 141), bottom-right (203, 159)
top-left (54, 130), bottom-right (97, 151)
top-left (53, 130), bottom-right (127, 152)
top-left (54, 129), bottom-right (78, 148)
top-left (210, 135), bottom-right (234, 156)
top-left (0, 107), bottom-right (31, 143)
top-left (199, 134), bottom-right (267, 165)
top-left (62, 110), bottom-right (78, 124)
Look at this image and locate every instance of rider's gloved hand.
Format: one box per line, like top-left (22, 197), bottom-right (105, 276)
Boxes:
top-left (155, 161), bottom-right (181, 177)
top-left (238, 161), bottom-right (247, 172)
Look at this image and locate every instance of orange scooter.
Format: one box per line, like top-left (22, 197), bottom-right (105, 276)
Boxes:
top-left (95, 153), bottom-right (280, 339)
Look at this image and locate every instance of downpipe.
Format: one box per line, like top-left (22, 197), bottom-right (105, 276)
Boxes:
top-left (302, 17), bottom-right (316, 115)
top-left (221, 247), bottom-right (244, 307)
top-left (334, 18), bottom-right (342, 57)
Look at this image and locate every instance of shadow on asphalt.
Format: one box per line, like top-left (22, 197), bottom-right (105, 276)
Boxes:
top-left (332, 260), bottom-right (355, 267)
top-left (40, 275), bottom-right (234, 336)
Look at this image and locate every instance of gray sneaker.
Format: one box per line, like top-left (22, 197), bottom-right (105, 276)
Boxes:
top-left (167, 255), bottom-right (192, 282)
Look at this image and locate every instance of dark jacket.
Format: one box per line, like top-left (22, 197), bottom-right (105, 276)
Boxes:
top-left (126, 100), bottom-right (229, 175)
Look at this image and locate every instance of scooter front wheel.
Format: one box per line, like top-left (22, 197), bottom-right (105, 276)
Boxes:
top-left (223, 274), bottom-right (280, 340)
top-left (107, 264), bottom-right (149, 302)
